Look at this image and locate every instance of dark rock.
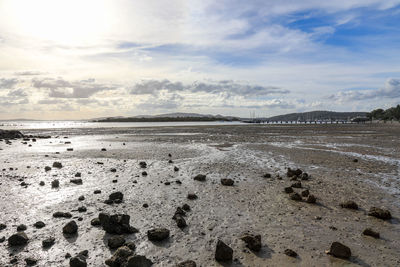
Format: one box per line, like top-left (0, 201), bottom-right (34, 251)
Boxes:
top-left (67, 148), bottom-right (73, 151)
top-left (25, 257), bottom-right (37, 266)
top-left (168, 159), bottom-right (173, 163)
top-left (53, 211), bottom-right (72, 218)
top-left (105, 246), bottom-right (134, 267)
top-left (353, 159), bottom-right (358, 162)
top-left (300, 173), bottom-right (309, 180)
top-left (164, 181), bottom-right (171, 185)
top-left (109, 192), bottom-right (124, 201)
top-left (0, 236), bottom-right (5, 243)
top-left (174, 166), bottom-right (179, 171)
top-left (340, 201), bottom-right (358, 210)
top-left (221, 178), bottom-right (234, 186)
top-left (187, 193), bottom-right (198, 200)
top-left (42, 237), bottom-right (55, 248)
top-left (215, 240), bottom-right (233, 262)
top-left (327, 242), bottom-right (351, 259)
top-left (174, 215), bottom-right (187, 228)
top-left (101, 148), bottom-right (107, 151)
top-left (78, 206), bottom-right (87, 212)
top-left (125, 242), bottom-right (136, 251)
top-left (177, 260), bottom-right (196, 267)
top-left (368, 207), bottom-right (392, 220)
top-left (110, 168), bottom-right (117, 173)
top-left (78, 195), bottom-right (85, 201)
top-left (142, 171), bottom-right (147, 176)
top-left (284, 187), bottom-right (294, 193)
top-left (193, 174), bottom-right (206, 181)
top-left (63, 220), bottom-right (78, 235)
top-left (51, 179), bottom-right (60, 188)
top-left (91, 218), bottom-right (101, 226)
top-left (34, 221), bottom-right (45, 229)
top-left (143, 203), bottom-right (149, 208)
top-left (289, 192), bottom-right (302, 201)
top-left (108, 235), bottom-right (126, 249)
top-left (362, 228), bottom-right (380, 238)
top-left (52, 162), bottom-right (62, 168)
top-left (8, 232), bottom-right (29, 246)
top-left (284, 249), bottom-right (297, 257)
top-left (139, 161), bottom-right (147, 168)
top-left (125, 255), bottom-right (153, 267)
top-left (98, 213), bottom-right (138, 234)
top-left (301, 189), bottom-right (309, 197)
top-left (306, 194), bottom-right (316, 203)
top-left (147, 228), bottom-right (170, 241)
top-left (45, 166), bottom-right (51, 172)
top-left (182, 204), bottom-right (190, 211)
top-left (291, 181), bottom-right (302, 188)
top-left (240, 234), bottom-right (261, 252)
top-left (287, 168), bottom-right (302, 177)
top-left (75, 172), bottom-right (81, 177)
top-left (17, 224), bottom-right (27, 231)
top-left (176, 180), bottom-right (182, 184)
top-left (70, 179), bottom-right (83, 185)
top-left (70, 251), bottom-right (87, 267)
top-left (94, 190), bottom-right (101, 194)
top-left (263, 173), bottom-right (272, 178)
top-left (39, 181), bottom-right (45, 186)
top-left (0, 129), bottom-right (24, 139)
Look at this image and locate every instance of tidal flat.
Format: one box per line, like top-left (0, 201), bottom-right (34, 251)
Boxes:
top-left (1, 123), bottom-right (400, 266)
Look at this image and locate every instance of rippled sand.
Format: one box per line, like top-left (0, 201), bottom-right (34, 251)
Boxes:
top-left (1, 123), bottom-right (400, 266)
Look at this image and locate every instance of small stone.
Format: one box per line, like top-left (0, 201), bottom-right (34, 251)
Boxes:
top-left (78, 206), bottom-right (87, 212)
top-left (168, 159), bottom-right (173, 163)
top-left (63, 220), bottom-right (78, 235)
top-left (193, 174), bottom-right (206, 181)
top-left (174, 215), bottom-right (187, 228)
top-left (94, 190), bottom-right (101, 194)
top-left (70, 179), bottom-right (82, 185)
top-left (306, 195), bottom-right (316, 203)
top-left (42, 237), bottom-right (55, 248)
top-left (182, 204), bottom-right (190, 211)
top-left (177, 260), bottom-right (196, 267)
top-left (289, 192), bottom-right (302, 201)
top-left (52, 162), bottom-right (62, 168)
top-left (75, 172), bottom-right (81, 177)
top-left (291, 181), bottom-right (302, 188)
top-left (142, 171), bottom-right (148, 176)
top-left (45, 166), bottom-right (51, 172)
top-left (301, 189), bottom-right (309, 197)
top-left (8, 232), bottom-right (29, 246)
top-left (39, 181), bottom-right (45, 186)
top-left (109, 191), bottom-right (123, 201)
top-left (284, 187), bottom-right (294, 193)
top-left (78, 195), bottom-right (85, 201)
top-left (34, 221), bottom-right (45, 229)
top-left (53, 211), bottom-right (72, 218)
top-left (362, 228), bottom-right (380, 238)
top-left (340, 201), bottom-right (358, 210)
top-left (147, 228), bottom-right (170, 241)
top-left (327, 242), bottom-right (351, 259)
top-left (0, 223), bottom-right (6, 230)
top-left (221, 178), bottom-right (234, 186)
top-left (51, 179), bottom-right (60, 188)
top-left (25, 257), bottom-right (37, 266)
top-left (143, 203), bottom-right (149, 208)
top-left (353, 159), bottom-right (358, 162)
top-left (101, 148), bottom-right (107, 151)
top-left (215, 240), bottom-right (233, 262)
top-left (368, 207), bottom-right (391, 220)
top-left (105, 246), bottom-right (134, 266)
top-left (240, 234), bottom-right (261, 252)
top-left (108, 235), bottom-right (126, 249)
top-left (284, 249), bottom-right (297, 257)
top-left (91, 218), bottom-right (101, 226)
top-left (110, 168), bottom-right (117, 173)
top-left (139, 161), bottom-right (147, 168)
top-left (174, 166), bottom-right (179, 171)
top-left (17, 224), bottom-right (27, 231)
top-left (187, 193), bottom-right (198, 200)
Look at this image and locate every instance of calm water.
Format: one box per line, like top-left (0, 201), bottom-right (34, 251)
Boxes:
top-left (0, 120), bottom-right (246, 130)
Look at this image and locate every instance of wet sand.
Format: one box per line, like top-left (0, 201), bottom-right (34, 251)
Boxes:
top-left (1, 123), bottom-right (400, 266)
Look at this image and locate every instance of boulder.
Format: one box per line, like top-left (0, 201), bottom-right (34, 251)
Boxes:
top-left (0, 129), bottom-right (24, 139)
top-left (125, 255), bottom-right (153, 267)
top-left (8, 232), bottom-right (29, 246)
top-left (147, 228), bottom-right (170, 241)
top-left (98, 213), bottom-right (138, 234)
top-left (368, 207), bottom-right (391, 220)
top-left (240, 234), bottom-right (261, 252)
top-left (70, 251), bottom-right (87, 267)
top-left (327, 242), bottom-right (351, 259)
top-left (215, 240), bottom-right (233, 262)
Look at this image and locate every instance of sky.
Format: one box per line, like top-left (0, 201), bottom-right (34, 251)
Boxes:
top-left (0, 0), bottom-right (400, 120)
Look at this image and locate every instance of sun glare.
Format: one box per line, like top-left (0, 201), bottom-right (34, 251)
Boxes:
top-left (3, 0), bottom-right (114, 45)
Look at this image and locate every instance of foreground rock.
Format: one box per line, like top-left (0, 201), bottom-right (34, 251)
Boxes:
top-left (8, 232), bottom-right (29, 246)
top-left (215, 240), bottom-right (233, 262)
top-left (0, 129), bottom-right (24, 139)
top-left (108, 235), bottom-right (126, 249)
top-left (368, 207), bottom-right (392, 220)
top-left (363, 228), bottom-right (380, 238)
top-left (63, 221), bottom-right (78, 235)
top-left (147, 228), bottom-right (170, 241)
top-left (240, 234), bottom-right (261, 252)
top-left (99, 213), bottom-right (138, 234)
top-left (70, 250), bottom-right (88, 267)
top-left (42, 237), bottom-right (55, 248)
top-left (327, 242), bottom-right (351, 259)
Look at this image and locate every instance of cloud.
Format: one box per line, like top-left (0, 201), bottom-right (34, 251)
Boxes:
top-left (130, 79), bottom-right (289, 97)
top-left (0, 78), bottom-right (19, 89)
top-left (32, 77), bottom-right (118, 98)
top-left (7, 88), bottom-right (27, 97)
top-left (330, 78), bottom-right (400, 101)
top-left (14, 71), bottom-right (44, 76)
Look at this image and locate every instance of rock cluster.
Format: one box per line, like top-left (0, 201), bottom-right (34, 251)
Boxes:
top-left (98, 213), bottom-right (138, 234)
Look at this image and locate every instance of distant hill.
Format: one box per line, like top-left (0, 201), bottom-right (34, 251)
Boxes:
top-left (266, 110), bottom-right (367, 122)
top-left (93, 113), bottom-right (239, 122)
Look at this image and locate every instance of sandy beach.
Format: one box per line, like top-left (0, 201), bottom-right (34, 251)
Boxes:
top-left (1, 123), bottom-right (400, 266)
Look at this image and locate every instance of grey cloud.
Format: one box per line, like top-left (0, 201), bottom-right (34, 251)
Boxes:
top-left (0, 78), bottom-right (19, 89)
top-left (130, 79), bottom-right (289, 97)
top-left (15, 71), bottom-right (44, 76)
top-left (7, 88), bottom-right (28, 97)
top-left (32, 77), bottom-right (118, 98)
top-left (330, 78), bottom-right (400, 101)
